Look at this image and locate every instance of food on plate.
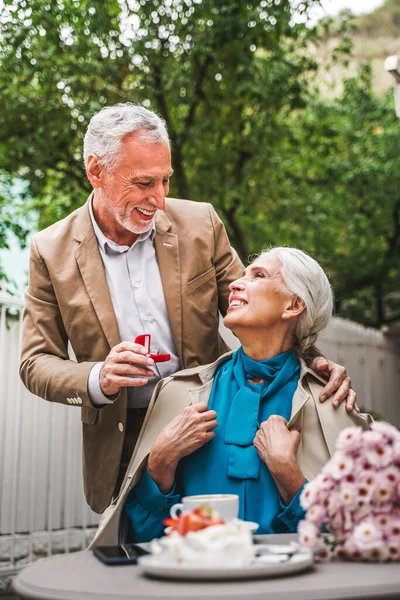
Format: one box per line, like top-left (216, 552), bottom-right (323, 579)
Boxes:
top-left (150, 505), bottom-right (255, 567)
top-left (163, 505), bottom-right (225, 536)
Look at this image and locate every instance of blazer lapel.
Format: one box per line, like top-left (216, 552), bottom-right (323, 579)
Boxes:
top-left (73, 201), bottom-right (120, 350)
top-left (154, 210), bottom-right (183, 364)
top-left (288, 382), bottom-right (309, 427)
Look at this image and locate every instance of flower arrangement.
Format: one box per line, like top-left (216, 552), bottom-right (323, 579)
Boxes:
top-left (298, 421), bottom-right (400, 562)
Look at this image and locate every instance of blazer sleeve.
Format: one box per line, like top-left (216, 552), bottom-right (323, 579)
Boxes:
top-left (207, 204), bottom-right (244, 316)
top-left (19, 235), bottom-right (97, 409)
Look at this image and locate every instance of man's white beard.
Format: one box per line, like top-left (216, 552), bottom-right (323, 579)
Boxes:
top-left (123, 214), bottom-right (154, 235)
top-left (103, 188), bottom-right (155, 236)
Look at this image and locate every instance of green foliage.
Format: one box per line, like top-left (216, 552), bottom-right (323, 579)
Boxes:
top-left (0, 175), bottom-right (31, 281)
top-left (0, 0), bottom-right (322, 231)
top-left (263, 64), bottom-right (400, 326)
top-left (0, 0), bottom-right (399, 326)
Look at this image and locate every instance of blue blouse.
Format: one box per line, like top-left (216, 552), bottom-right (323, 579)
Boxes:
top-left (125, 349), bottom-right (305, 542)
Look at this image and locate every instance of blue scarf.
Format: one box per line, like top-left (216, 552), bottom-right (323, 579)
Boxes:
top-left (222, 347), bottom-right (300, 480)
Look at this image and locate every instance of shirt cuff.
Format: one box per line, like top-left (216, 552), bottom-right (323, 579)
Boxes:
top-left (132, 468), bottom-right (180, 517)
top-left (277, 484), bottom-right (306, 531)
top-left (88, 362), bottom-right (118, 406)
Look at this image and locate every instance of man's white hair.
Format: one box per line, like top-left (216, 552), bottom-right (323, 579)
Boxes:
top-left (260, 247), bottom-right (334, 355)
top-left (83, 103), bottom-right (170, 171)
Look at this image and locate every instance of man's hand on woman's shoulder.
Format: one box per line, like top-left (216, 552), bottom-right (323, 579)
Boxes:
top-left (310, 357), bottom-right (359, 413)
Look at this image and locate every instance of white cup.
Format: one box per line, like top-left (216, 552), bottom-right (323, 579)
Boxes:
top-left (170, 494), bottom-right (239, 522)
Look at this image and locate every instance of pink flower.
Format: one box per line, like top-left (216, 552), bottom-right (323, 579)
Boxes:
top-left (387, 539), bottom-right (400, 561)
top-left (329, 453), bottom-right (354, 481)
top-left (298, 520), bottom-right (318, 548)
top-left (301, 421), bottom-right (400, 562)
top-left (393, 442), bottom-right (400, 463)
top-left (373, 474), bottom-right (393, 503)
top-left (336, 427), bottom-right (363, 453)
top-left (366, 444), bottom-right (393, 468)
top-left (314, 544), bottom-right (332, 562)
top-left (315, 471), bottom-right (335, 490)
top-left (340, 485), bottom-right (357, 507)
top-left (343, 539), bottom-right (363, 561)
top-left (374, 513), bottom-right (392, 532)
top-left (389, 521), bottom-right (400, 538)
top-left (356, 483), bottom-right (373, 504)
top-left (300, 480), bottom-right (319, 510)
top-left (363, 431), bottom-right (385, 447)
top-left (306, 504), bottom-right (326, 526)
top-left (359, 459), bottom-right (373, 473)
top-left (382, 466), bottom-right (399, 488)
top-left (334, 545), bottom-right (349, 560)
top-left (371, 422), bottom-right (400, 443)
top-left (361, 473), bottom-right (377, 489)
top-left (362, 544), bottom-right (389, 562)
top-left (353, 521), bottom-right (382, 550)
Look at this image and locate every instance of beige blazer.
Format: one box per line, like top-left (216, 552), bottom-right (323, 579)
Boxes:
top-left (90, 352), bottom-right (371, 547)
top-left (20, 197), bottom-right (243, 513)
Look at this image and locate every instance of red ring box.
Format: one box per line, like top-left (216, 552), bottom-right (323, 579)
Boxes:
top-left (134, 334), bottom-right (171, 363)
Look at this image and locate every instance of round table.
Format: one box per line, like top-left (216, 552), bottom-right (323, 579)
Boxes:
top-left (13, 536), bottom-right (400, 600)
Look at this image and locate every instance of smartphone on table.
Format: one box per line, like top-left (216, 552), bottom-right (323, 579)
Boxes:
top-left (92, 544), bottom-right (150, 566)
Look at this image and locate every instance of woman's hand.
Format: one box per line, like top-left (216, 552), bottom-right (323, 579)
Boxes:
top-left (253, 415), bottom-right (305, 505)
top-left (147, 402), bottom-right (217, 493)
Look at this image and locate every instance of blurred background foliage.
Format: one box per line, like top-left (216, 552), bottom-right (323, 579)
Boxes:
top-left (0, 0), bottom-right (399, 327)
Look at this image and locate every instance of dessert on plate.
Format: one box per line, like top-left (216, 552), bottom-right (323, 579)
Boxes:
top-left (150, 505), bottom-right (255, 567)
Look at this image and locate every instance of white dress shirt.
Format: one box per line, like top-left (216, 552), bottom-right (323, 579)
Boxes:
top-left (87, 198), bottom-right (181, 407)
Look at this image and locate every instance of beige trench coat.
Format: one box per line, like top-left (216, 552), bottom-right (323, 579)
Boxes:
top-left (90, 352), bottom-right (371, 547)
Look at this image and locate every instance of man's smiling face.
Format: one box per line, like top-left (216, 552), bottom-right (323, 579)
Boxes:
top-left (98, 133), bottom-right (173, 244)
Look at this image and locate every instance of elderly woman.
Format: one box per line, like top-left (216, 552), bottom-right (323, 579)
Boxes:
top-left (92, 248), bottom-right (370, 546)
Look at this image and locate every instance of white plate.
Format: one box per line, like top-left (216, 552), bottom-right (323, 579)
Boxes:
top-left (138, 550), bottom-right (313, 581)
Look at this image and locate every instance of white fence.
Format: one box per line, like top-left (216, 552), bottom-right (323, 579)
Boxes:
top-left (0, 289), bottom-right (399, 585)
top-left (0, 289), bottom-right (99, 590)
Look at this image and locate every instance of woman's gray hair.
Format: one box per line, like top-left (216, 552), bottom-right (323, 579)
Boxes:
top-left (83, 103), bottom-right (170, 171)
top-left (260, 247), bottom-right (334, 356)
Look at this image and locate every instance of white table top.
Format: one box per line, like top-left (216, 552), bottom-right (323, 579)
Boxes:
top-left (13, 535), bottom-right (400, 600)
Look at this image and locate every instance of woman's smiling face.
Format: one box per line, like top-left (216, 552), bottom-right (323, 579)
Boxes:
top-left (224, 255), bottom-right (291, 334)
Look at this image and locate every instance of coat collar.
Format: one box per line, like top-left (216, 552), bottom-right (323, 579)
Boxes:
top-left (154, 206), bottom-right (183, 363)
top-left (72, 194), bottom-right (94, 243)
top-left (172, 349), bottom-right (327, 386)
top-left (155, 208), bottom-right (172, 235)
top-left (174, 350), bottom-right (328, 426)
top-left (73, 196), bottom-right (120, 349)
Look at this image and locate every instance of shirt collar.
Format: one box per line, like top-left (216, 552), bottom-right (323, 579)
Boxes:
top-left (88, 194), bottom-right (156, 254)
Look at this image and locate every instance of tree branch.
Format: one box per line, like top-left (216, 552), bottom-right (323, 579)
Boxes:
top-left (181, 53), bottom-right (214, 142)
top-left (152, 62), bottom-right (189, 198)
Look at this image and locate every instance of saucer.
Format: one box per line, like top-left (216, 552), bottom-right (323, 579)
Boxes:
top-left (138, 550), bottom-right (313, 581)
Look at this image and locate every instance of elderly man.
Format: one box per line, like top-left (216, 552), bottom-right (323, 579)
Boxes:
top-left (20, 103), bottom-right (355, 514)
